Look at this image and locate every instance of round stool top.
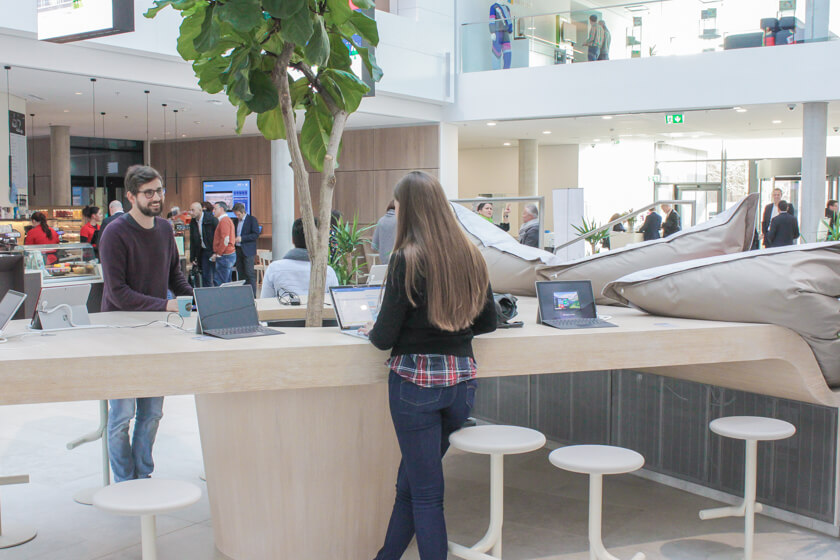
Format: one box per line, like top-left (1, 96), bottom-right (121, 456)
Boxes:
top-left (449, 425), bottom-right (546, 455)
top-left (93, 479), bottom-right (202, 516)
top-left (549, 445), bottom-right (644, 475)
top-left (709, 416), bottom-right (796, 441)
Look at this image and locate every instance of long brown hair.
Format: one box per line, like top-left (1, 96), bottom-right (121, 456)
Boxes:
top-left (392, 171), bottom-right (489, 331)
top-left (31, 211), bottom-right (53, 240)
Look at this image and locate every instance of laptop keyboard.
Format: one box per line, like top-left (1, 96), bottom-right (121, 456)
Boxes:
top-left (542, 318), bottom-right (616, 329)
top-left (204, 325), bottom-right (278, 337)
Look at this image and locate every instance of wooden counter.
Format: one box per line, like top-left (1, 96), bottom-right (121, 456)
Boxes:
top-left (0, 298), bottom-right (835, 558)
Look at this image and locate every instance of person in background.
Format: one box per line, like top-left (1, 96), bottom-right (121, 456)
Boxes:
top-left (360, 171), bottom-right (497, 560)
top-left (232, 202), bottom-right (260, 296)
top-left (761, 188), bottom-right (795, 247)
top-left (583, 14), bottom-right (604, 61)
top-left (518, 203), bottom-right (540, 247)
top-left (638, 208), bottom-right (662, 241)
top-left (817, 199), bottom-right (838, 241)
top-left (166, 207), bottom-right (183, 229)
top-left (188, 201), bottom-right (218, 289)
top-left (475, 201), bottom-right (511, 232)
top-left (25, 211), bottom-right (58, 246)
top-left (372, 200), bottom-right (398, 264)
top-left (79, 205), bottom-right (103, 248)
top-left (602, 212), bottom-right (625, 250)
top-left (597, 19), bottom-right (611, 60)
top-left (100, 200), bottom-right (124, 233)
top-left (211, 201), bottom-right (236, 285)
top-left (660, 203), bottom-right (681, 237)
top-left (766, 200), bottom-right (799, 247)
top-left (99, 164), bottom-right (193, 483)
top-left (260, 218), bottom-right (339, 298)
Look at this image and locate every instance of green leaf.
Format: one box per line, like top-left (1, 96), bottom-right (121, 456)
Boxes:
top-left (256, 105), bottom-right (287, 140)
top-left (325, 0), bottom-right (353, 25)
top-left (322, 69), bottom-right (368, 113)
top-left (246, 70), bottom-right (279, 113)
top-left (193, 56), bottom-right (227, 93)
top-left (235, 103), bottom-right (251, 134)
top-left (194, 3), bottom-right (220, 52)
top-left (217, 0), bottom-right (263, 33)
top-left (355, 45), bottom-right (383, 81)
top-left (144, 0), bottom-right (174, 18)
top-left (177, 6), bottom-right (205, 60)
top-left (300, 97), bottom-right (333, 172)
top-left (263, 0), bottom-right (307, 19)
top-left (283, 6), bottom-right (314, 46)
top-left (263, 33), bottom-right (286, 55)
top-left (304, 15), bottom-right (330, 67)
top-left (289, 76), bottom-right (311, 108)
top-left (327, 33), bottom-right (352, 70)
top-left (347, 11), bottom-right (378, 46)
top-left (351, 0), bottom-right (375, 9)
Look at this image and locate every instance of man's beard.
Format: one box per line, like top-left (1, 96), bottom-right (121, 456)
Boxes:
top-left (139, 200), bottom-right (163, 217)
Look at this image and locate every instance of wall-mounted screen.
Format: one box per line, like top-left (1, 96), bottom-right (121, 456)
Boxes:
top-left (38, 0), bottom-right (134, 43)
top-left (202, 179), bottom-right (251, 218)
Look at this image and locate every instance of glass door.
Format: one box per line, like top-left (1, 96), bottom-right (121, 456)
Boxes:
top-left (675, 185), bottom-right (721, 226)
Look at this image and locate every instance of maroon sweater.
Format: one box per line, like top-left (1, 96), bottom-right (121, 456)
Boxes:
top-left (99, 214), bottom-right (193, 311)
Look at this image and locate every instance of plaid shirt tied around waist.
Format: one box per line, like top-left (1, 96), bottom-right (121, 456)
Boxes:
top-left (388, 354), bottom-right (477, 388)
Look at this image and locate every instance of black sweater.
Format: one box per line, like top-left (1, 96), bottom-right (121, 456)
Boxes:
top-left (368, 251), bottom-right (497, 358)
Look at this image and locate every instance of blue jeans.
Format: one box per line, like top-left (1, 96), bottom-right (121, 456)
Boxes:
top-left (374, 372), bottom-right (477, 560)
top-left (588, 45), bottom-right (600, 61)
top-left (107, 397), bottom-right (164, 483)
top-left (213, 252), bottom-right (236, 286)
top-left (199, 249), bottom-right (215, 288)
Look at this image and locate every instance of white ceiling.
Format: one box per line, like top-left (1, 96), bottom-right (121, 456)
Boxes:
top-left (457, 102), bottom-right (840, 149)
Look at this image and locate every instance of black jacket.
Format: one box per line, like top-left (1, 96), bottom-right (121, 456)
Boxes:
top-left (189, 211), bottom-right (218, 263)
top-left (762, 203), bottom-right (795, 246)
top-left (662, 210), bottom-right (681, 237)
top-left (232, 214), bottom-right (261, 258)
top-left (639, 212), bottom-right (662, 241)
top-left (100, 211), bottom-right (124, 233)
top-left (766, 212), bottom-right (799, 248)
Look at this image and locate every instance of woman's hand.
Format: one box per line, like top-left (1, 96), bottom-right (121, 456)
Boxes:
top-left (358, 321), bottom-right (375, 336)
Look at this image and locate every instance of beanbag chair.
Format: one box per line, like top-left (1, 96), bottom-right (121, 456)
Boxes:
top-left (603, 242), bottom-right (840, 387)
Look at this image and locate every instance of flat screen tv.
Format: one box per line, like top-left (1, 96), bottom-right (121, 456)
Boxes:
top-left (202, 180), bottom-right (252, 218)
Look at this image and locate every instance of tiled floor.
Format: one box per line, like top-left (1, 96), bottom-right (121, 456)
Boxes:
top-left (1, 396), bottom-right (838, 559)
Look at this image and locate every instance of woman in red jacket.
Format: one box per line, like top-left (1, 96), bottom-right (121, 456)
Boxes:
top-left (79, 205), bottom-right (103, 248)
top-left (25, 211), bottom-right (59, 264)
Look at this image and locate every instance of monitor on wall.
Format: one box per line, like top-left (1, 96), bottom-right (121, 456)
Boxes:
top-left (202, 180), bottom-right (251, 218)
top-left (38, 0), bottom-right (135, 43)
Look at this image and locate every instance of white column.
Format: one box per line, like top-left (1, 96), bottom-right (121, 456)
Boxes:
top-left (801, 102), bottom-right (827, 242)
top-left (517, 139), bottom-right (538, 197)
top-left (49, 125), bottom-right (71, 206)
top-left (271, 139), bottom-right (295, 258)
top-left (804, 0), bottom-right (830, 41)
top-left (438, 123), bottom-right (459, 199)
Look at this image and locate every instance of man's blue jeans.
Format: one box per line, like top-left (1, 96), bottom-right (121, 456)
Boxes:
top-left (199, 249), bottom-right (215, 288)
top-left (374, 372), bottom-right (477, 560)
top-left (588, 45), bottom-right (600, 61)
top-left (107, 397), bottom-right (164, 483)
top-left (213, 252), bottom-right (236, 286)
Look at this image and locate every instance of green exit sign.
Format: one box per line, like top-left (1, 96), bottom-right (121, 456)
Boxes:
top-left (666, 114), bottom-right (685, 124)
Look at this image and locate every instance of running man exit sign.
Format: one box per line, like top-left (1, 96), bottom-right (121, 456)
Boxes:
top-left (665, 114), bottom-right (685, 124)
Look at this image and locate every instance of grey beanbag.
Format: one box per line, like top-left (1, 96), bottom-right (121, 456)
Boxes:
top-left (603, 242), bottom-right (840, 387)
top-left (540, 193), bottom-right (759, 304)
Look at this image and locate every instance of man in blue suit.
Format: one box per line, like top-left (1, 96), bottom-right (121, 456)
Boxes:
top-left (766, 200), bottom-right (799, 247)
top-left (232, 203), bottom-right (261, 295)
top-left (638, 208), bottom-right (662, 241)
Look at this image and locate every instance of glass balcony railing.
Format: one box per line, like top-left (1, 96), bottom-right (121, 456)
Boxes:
top-left (462, 0), bottom-right (838, 73)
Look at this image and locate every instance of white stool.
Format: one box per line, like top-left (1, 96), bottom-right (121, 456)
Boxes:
top-left (93, 479), bottom-right (201, 560)
top-left (549, 445), bottom-right (645, 560)
top-left (448, 425), bottom-right (546, 560)
top-left (0, 474), bottom-right (37, 549)
top-left (699, 416), bottom-right (796, 560)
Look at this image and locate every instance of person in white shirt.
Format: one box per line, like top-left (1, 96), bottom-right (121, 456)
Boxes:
top-left (260, 218), bottom-right (339, 298)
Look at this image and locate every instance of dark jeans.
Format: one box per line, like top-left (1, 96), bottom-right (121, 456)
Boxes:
top-left (587, 45), bottom-right (600, 61)
top-left (199, 249), bottom-right (215, 288)
top-left (374, 372), bottom-right (477, 560)
top-left (235, 246), bottom-right (257, 295)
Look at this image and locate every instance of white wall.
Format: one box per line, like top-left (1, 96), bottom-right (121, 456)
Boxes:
top-left (458, 144), bottom-right (578, 231)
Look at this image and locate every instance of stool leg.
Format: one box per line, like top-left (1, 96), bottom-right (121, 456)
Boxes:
top-left (744, 440), bottom-right (758, 560)
top-left (140, 514), bottom-right (157, 560)
top-left (448, 454), bottom-right (504, 560)
top-left (588, 474), bottom-right (645, 560)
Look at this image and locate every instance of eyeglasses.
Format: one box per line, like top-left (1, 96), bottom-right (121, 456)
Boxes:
top-left (137, 187), bottom-right (165, 199)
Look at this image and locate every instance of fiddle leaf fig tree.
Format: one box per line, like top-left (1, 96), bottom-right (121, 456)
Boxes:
top-left (145, 0), bottom-right (382, 326)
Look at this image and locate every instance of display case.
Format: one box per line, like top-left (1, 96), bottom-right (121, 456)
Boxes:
top-left (30, 206), bottom-right (84, 243)
top-left (17, 243), bottom-right (101, 285)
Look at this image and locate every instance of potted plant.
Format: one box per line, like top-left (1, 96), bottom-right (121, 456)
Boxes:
top-left (572, 217), bottom-right (610, 254)
top-left (329, 215), bottom-right (374, 285)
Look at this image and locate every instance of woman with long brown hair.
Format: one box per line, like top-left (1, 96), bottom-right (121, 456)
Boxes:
top-left (362, 171), bottom-right (497, 560)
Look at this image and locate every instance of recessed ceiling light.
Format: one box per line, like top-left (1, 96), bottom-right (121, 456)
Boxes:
top-left (503, 142), bottom-right (511, 146)
top-left (487, 122), bottom-right (497, 127)
top-left (74, 92), bottom-right (83, 95)
top-left (542, 130), bottom-right (551, 135)
top-left (772, 120), bottom-right (782, 124)
top-left (63, 109), bottom-right (69, 113)
top-left (193, 121), bottom-right (201, 124)
top-left (593, 139), bottom-right (600, 142)
top-left (181, 134), bottom-right (187, 137)
top-left (734, 107), bottom-right (747, 113)
top-left (208, 99), bottom-right (223, 105)
top-left (602, 116), bottom-right (613, 120)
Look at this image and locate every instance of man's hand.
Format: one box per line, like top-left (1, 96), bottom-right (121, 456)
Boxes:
top-left (165, 299), bottom-right (179, 313)
top-left (503, 204), bottom-right (511, 221)
top-left (236, 236), bottom-right (242, 243)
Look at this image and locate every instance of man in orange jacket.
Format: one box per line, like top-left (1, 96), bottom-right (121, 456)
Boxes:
top-left (211, 201), bottom-right (237, 285)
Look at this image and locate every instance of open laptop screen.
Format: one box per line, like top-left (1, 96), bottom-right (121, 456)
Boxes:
top-left (329, 286), bottom-right (383, 329)
top-left (0, 290), bottom-right (26, 333)
top-left (194, 286), bottom-right (258, 330)
top-left (536, 281), bottom-right (597, 320)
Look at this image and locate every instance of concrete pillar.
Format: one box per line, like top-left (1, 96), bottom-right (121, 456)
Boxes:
top-left (271, 139), bottom-right (295, 259)
top-left (438, 123), bottom-right (459, 199)
top-left (801, 102), bottom-right (828, 243)
top-left (804, 0), bottom-right (830, 41)
top-left (49, 125), bottom-right (70, 206)
top-left (518, 139), bottom-right (538, 197)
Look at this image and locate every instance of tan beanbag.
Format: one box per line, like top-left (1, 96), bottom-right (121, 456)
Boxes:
top-left (539, 193), bottom-right (759, 304)
top-left (603, 242), bottom-right (840, 387)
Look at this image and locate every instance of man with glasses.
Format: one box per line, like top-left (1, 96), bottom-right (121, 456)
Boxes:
top-left (99, 164), bottom-right (193, 483)
top-left (211, 201), bottom-right (237, 285)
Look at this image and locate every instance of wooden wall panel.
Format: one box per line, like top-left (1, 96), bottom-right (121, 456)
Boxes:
top-left (373, 125), bottom-right (438, 170)
top-left (337, 129), bottom-right (375, 171)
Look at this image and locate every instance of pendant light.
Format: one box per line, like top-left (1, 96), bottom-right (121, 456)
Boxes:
top-left (30, 112), bottom-right (35, 200)
top-left (173, 108), bottom-right (179, 194)
top-left (91, 77), bottom-right (97, 193)
top-left (161, 103), bottom-right (168, 181)
top-left (144, 90), bottom-right (150, 165)
top-left (4, 65), bottom-right (11, 205)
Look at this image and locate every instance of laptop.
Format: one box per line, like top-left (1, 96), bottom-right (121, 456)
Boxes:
top-left (328, 285), bottom-right (384, 339)
top-left (535, 281), bottom-right (617, 330)
top-left (31, 284), bottom-right (92, 330)
top-left (220, 279), bottom-right (246, 287)
top-left (366, 264), bottom-right (388, 285)
top-left (194, 285), bottom-right (283, 339)
top-left (0, 290), bottom-right (26, 337)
